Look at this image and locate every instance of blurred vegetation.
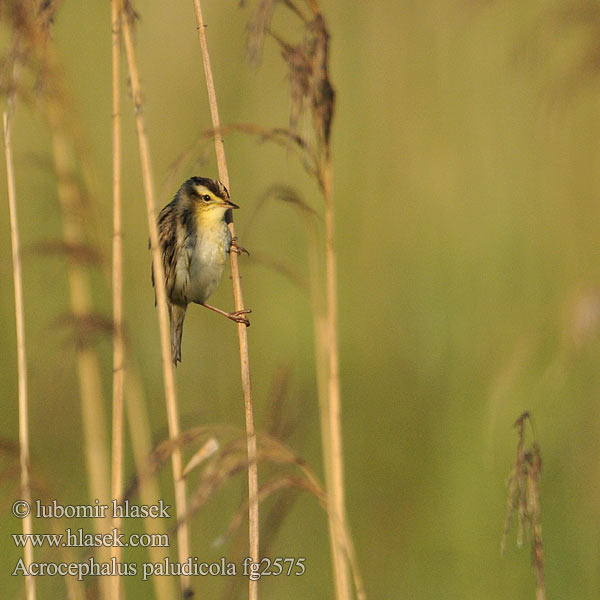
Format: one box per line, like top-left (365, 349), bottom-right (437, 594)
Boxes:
top-left (2, 0), bottom-right (600, 598)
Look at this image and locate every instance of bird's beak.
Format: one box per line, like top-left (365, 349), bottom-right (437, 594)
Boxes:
top-left (223, 199), bottom-right (239, 209)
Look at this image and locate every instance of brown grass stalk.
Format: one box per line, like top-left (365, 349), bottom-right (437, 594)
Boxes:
top-left (119, 2), bottom-right (192, 596)
top-left (191, 3), bottom-right (260, 600)
top-left (110, 1), bottom-right (125, 598)
top-left (321, 157), bottom-right (352, 600)
top-left (4, 107), bottom-right (36, 600)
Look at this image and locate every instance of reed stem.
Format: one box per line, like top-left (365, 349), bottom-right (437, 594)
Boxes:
top-left (321, 158), bottom-right (351, 599)
top-left (119, 4), bottom-right (192, 596)
top-left (191, 3), bottom-right (259, 599)
top-left (4, 107), bottom-right (36, 600)
top-left (110, 2), bottom-right (125, 598)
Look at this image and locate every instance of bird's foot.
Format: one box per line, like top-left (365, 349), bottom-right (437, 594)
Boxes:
top-left (230, 237), bottom-right (249, 256)
top-left (227, 309), bottom-right (252, 327)
top-left (202, 302), bottom-right (251, 326)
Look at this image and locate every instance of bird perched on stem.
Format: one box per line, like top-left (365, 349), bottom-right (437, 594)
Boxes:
top-left (152, 176), bottom-right (250, 364)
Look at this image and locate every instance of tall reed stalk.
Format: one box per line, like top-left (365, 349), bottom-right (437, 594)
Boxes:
top-left (110, 1), bottom-right (125, 598)
top-left (119, 2), bottom-right (192, 596)
top-left (321, 158), bottom-right (351, 600)
top-left (4, 106), bottom-right (36, 600)
top-left (244, 2), bottom-right (354, 596)
top-left (191, 3), bottom-right (259, 599)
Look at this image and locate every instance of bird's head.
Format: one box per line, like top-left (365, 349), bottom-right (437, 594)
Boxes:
top-left (183, 176), bottom-right (239, 223)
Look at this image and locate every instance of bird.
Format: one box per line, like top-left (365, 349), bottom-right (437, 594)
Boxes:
top-left (152, 176), bottom-right (250, 364)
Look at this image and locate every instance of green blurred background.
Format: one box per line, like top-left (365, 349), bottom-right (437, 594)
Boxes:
top-left (2, 0), bottom-right (600, 598)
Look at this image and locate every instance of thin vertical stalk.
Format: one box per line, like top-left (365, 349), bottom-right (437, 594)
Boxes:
top-left (110, 2), bottom-right (125, 599)
top-left (119, 4), bottom-right (192, 596)
top-left (4, 108), bottom-right (36, 600)
top-left (191, 3), bottom-right (259, 599)
top-left (321, 159), bottom-right (351, 600)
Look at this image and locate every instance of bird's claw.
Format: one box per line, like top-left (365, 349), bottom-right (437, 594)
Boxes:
top-left (230, 309), bottom-right (252, 327)
top-left (230, 237), bottom-right (249, 256)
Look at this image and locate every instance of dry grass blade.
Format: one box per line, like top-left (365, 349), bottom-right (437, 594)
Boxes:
top-left (241, 185), bottom-right (323, 295)
top-left (166, 123), bottom-right (320, 192)
top-left (222, 475), bottom-right (325, 543)
top-left (246, 0), bottom-right (277, 65)
top-left (3, 104), bottom-right (36, 600)
top-left (223, 123), bottom-right (319, 176)
top-left (143, 428), bottom-right (316, 533)
top-left (183, 437), bottom-right (220, 477)
top-left (217, 434), bottom-right (366, 600)
top-left (174, 434), bottom-right (318, 532)
top-left (248, 250), bottom-right (309, 293)
top-left (242, 184), bottom-right (320, 238)
top-left (122, 425), bottom-right (239, 501)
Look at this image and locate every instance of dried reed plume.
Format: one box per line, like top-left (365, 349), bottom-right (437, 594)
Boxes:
top-left (191, 3), bottom-right (260, 599)
top-left (502, 412), bottom-right (545, 600)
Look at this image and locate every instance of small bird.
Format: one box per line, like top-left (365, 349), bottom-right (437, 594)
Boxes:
top-left (153, 176), bottom-right (250, 364)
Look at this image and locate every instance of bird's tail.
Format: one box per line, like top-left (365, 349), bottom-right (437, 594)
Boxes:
top-left (169, 303), bottom-right (186, 365)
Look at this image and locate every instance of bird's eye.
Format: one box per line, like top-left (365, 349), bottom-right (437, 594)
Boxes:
top-left (203, 194), bottom-right (211, 202)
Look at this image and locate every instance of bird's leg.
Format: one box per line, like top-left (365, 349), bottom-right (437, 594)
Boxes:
top-left (201, 302), bottom-right (251, 326)
top-left (229, 236), bottom-right (249, 256)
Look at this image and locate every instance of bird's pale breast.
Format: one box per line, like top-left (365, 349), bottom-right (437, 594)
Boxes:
top-left (186, 221), bottom-right (230, 304)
